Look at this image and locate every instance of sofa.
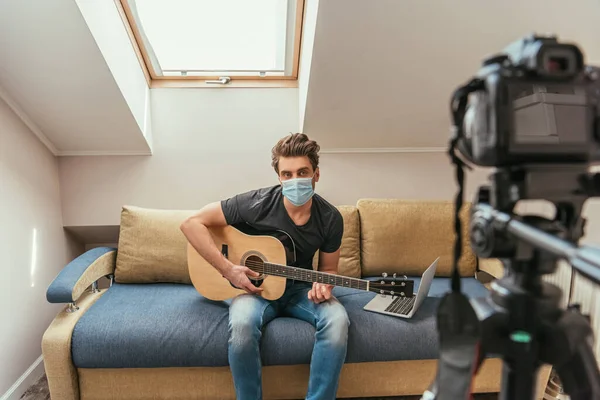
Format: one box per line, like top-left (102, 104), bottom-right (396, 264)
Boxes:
top-left (42, 198), bottom-right (551, 399)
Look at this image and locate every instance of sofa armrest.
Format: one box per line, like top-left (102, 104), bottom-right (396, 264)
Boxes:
top-left (477, 258), bottom-right (505, 282)
top-left (46, 247), bottom-right (117, 304)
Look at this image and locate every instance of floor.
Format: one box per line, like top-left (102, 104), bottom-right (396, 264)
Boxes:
top-left (19, 375), bottom-right (50, 400)
top-left (20, 374), bottom-right (500, 400)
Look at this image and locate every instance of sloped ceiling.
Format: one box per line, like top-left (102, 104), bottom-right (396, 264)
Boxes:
top-left (302, 0), bottom-right (600, 150)
top-left (2, 0), bottom-right (600, 154)
top-left (0, 0), bottom-right (150, 155)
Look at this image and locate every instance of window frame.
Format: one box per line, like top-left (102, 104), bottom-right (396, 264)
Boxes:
top-left (115, 0), bottom-right (305, 88)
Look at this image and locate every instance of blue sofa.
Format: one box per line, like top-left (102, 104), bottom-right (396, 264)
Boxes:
top-left (42, 199), bottom-right (524, 399)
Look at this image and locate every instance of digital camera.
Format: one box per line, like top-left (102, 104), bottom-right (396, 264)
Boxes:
top-left (457, 34), bottom-right (600, 167)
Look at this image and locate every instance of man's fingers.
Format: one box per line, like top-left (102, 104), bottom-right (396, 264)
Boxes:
top-left (246, 283), bottom-right (262, 294)
top-left (309, 289), bottom-right (321, 303)
top-left (244, 267), bottom-right (260, 277)
top-left (241, 277), bottom-right (262, 294)
top-left (315, 285), bottom-right (324, 301)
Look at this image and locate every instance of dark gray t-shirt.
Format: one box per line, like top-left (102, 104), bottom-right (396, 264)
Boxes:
top-left (220, 185), bottom-right (344, 270)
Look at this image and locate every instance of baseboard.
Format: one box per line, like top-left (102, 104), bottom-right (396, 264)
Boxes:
top-left (0, 355), bottom-right (45, 400)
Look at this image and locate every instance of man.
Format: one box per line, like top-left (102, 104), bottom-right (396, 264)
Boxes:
top-left (180, 133), bottom-right (349, 400)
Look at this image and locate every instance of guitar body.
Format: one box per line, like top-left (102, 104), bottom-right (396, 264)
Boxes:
top-left (187, 224), bottom-right (296, 301)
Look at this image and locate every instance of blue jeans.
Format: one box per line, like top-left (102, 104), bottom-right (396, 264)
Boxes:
top-left (227, 280), bottom-right (350, 400)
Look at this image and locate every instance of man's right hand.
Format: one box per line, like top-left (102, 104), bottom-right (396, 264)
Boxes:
top-left (223, 265), bottom-right (263, 295)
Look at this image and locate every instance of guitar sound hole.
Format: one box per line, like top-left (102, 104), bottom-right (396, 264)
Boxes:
top-left (245, 255), bottom-right (265, 287)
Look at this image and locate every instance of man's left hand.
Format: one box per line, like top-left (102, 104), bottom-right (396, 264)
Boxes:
top-left (308, 282), bottom-right (333, 304)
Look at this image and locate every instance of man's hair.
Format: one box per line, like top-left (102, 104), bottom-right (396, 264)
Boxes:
top-left (271, 133), bottom-right (320, 174)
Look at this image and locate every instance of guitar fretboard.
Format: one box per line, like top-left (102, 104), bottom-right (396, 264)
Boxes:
top-left (252, 262), bottom-right (369, 291)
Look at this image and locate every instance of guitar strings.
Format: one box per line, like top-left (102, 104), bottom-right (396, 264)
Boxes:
top-left (240, 260), bottom-right (372, 289)
top-left (236, 261), bottom-right (394, 293)
top-left (242, 259), bottom-right (366, 282)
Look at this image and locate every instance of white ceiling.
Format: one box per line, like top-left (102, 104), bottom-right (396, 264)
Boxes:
top-left (2, 0), bottom-right (600, 154)
top-left (0, 0), bottom-right (150, 155)
top-left (303, 0), bottom-right (600, 150)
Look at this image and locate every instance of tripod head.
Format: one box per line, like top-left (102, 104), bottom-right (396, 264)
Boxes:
top-left (471, 165), bottom-right (600, 278)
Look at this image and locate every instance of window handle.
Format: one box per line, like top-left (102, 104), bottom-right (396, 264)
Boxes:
top-left (205, 77), bottom-right (231, 84)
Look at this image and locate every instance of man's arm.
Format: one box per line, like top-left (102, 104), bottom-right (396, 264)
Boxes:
top-left (308, 211), bottom-right (344, 303)
top-left (309, 249), bottom-right (341, 303)
top-left (180, 202), bottom-right (262, 294)
top-left (318, 248), bottom-right (341, 274)
top-left (180, 202), bottom-right (230, 275)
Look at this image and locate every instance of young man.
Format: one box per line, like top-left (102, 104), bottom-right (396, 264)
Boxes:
top-left (180, 133), bottom-right (349, 400)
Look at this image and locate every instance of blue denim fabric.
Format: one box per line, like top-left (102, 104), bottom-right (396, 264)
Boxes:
top-left (71, 276), bottom-right (491, 389)
top-left (227, 280), bottom-right (349, 400)
top-left (46, 247), bottom-right (116, 303)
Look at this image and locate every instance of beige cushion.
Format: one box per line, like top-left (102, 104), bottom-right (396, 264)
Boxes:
top-left (313, 205), bottom-right (362, 278)
top-left (116, 204), bottom-right (363, 284)
top-left (357, 199), bottom-right (477, 277)
top-left (115, 205), bottom-right (195, 284)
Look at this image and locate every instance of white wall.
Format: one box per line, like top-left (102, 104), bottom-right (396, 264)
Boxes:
top-left (59, 88), bottom-right (300, 226)
top-left (75, 0), bottom-right (150, 138)
top-left (298, 0), bottom-right (319, 132)
top-left (303, 0), bottom-right (600, 149)
top-left (0, 0), bottom-right (152, 156)
top-left (0, 96), bottom-right (83, 396)
top-left (59, 87), bottom-right (491, 227)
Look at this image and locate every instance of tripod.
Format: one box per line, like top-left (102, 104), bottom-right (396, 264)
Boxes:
top-left (424, 165), bottom-right (600, 400)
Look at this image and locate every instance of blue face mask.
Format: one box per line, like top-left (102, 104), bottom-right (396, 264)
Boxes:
top-left (281, 177), bottom-right (314, 206)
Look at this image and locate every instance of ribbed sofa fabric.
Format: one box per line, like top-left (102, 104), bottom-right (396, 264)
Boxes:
top-left (46, 247), bottom-right (116, 303)
top-left (71, 276), bottom-right (489, 368)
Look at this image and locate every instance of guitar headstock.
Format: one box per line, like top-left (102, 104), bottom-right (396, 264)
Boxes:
top-left (368, 273), bottom-right (415, 297)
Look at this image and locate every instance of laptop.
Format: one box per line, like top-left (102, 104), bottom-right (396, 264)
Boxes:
top-left (363, 257), bottom-right (439, 319)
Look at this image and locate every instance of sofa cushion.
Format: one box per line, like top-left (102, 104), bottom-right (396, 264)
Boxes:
top-left (71, 277), bottom-right (490, 368)
top-left (116, 204), bottom-right (362, 284)
top-left (313, 205), bottom-right (361, 278)
top-left (115, 205), bottom-right (196, 284)
top-left (357, 199), bottom-right (477, 278)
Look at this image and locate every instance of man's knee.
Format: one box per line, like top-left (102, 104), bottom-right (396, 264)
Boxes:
top-left (228, 295), bottom-right (265, 348)
top-left (319, 301), bottom-right (350, 343)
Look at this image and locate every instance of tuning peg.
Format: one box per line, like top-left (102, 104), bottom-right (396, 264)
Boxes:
top-left (382, 272), bottom-right (388, 278)
top-left (390, 291), bottom-right (395, 296)
top-left (393, 273), bottom-right (397, 279)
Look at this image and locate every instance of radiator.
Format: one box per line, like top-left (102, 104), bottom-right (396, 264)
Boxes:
top-left (517, 197), bottom-right (600, 366)
top-left (541, 262), bottom-right (600, 369)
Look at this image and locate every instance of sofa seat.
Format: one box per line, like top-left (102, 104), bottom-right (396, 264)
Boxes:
top-left (71, 277), bottom-right (490, 369)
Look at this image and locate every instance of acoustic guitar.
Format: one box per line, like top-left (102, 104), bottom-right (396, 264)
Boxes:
top-left (187, 223), bottom-right (414, 301)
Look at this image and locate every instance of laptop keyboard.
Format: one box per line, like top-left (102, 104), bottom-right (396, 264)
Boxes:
top-left (385, 296), bottom-right (416, 315)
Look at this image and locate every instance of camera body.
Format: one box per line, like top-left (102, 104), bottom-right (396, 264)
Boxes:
top-left (460, 34), bottom-right (600, 167)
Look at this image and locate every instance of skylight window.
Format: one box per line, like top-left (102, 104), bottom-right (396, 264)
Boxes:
top-left (119, 0), bottom-right (304, 85)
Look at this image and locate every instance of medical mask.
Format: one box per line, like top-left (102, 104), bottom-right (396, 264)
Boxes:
top-left (281, 177), bottom-right (314, 206)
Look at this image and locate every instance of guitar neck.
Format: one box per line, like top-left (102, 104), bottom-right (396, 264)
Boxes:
top-left (258, 262), bottom-right (370, 291)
